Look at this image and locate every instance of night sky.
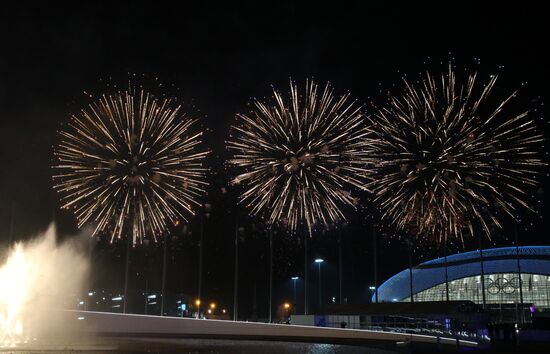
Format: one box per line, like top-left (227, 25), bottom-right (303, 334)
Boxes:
top-left (1, 1), bottom-right (549, 319)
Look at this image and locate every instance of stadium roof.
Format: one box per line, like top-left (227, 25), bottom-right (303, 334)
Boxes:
top-left (376, 246), bottom-right (550, 302)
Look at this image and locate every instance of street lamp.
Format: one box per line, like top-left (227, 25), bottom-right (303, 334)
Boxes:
top-left (283, 302), bottom-right (291, 323)
top-left (291, 276), bottom-right (299, 311)
top-left (210, 302), bottom-right (216, 314)
top-left (195, 299), bottom-right (201, 318)
top-left (369, 286), bottom-right (376, 303)
top-left (314, 259), bottom-right (324, 309)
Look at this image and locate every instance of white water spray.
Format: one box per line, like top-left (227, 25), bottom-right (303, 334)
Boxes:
top-left (0, 224), bottom-right (89, 347)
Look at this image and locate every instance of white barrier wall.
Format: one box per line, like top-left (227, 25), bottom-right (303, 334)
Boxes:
top-left (65, 311), bottom-right (478, 348)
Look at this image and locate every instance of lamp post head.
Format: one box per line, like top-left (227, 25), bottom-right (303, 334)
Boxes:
top-left (291, 276), bottom-right (299, 280)
top-left (369, 286), bottom-right (376, 290)
top-left (314, 258), bottom-right (324, 263)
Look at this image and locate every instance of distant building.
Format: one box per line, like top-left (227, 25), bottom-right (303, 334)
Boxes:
top-left (375, 246), bottom-right (550, 310)
top-left (77, 289), bottom-right (192, 317)
top-left (292, 301), bottom-right (489, 338)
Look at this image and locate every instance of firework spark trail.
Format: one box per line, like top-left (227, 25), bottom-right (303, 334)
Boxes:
top-left (227, 80), bottom-right (371, 234)
top-left (366, 64), bottom-right (544, 245)
top-left (53, 86), bottom-right (209, 244)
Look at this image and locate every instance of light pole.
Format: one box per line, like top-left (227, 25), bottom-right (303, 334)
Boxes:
top-left (338, 227), bottom-right (343, 304)
top-left (304, 232), bottom-right (308, 315)
top-left (233, 219), bottom-right (243, 321)
top-left (269, 228), bottom-right (273, 323)
top-left (8, 202), bottom-right (15, 246)
top-left (123, 235), bottom-right (131, 313)
top-left (160, 236), bottom-right (167, 316)
top-left (195, 299), bottom-right (201, 318)
top-left (197, 204), bottom-right (211, 315)
top-left (443, 241), bottom-right (450, 302)
top-left (369, 286), bottom-right (376, 303)
top-left (478, 233), bottom-right (487, 309)
top-left (144, 279), bottom-right (148, 315)
top-left (407, 240), bottom-right (414, 303)
top-left (315, 259), bottom-right (324, 310)
top-left (291, 276), bottom-right (299, 311)
top-left (514, 222), bottom-right (524, 324)
top-left (283, 302), bottom-right (291, 321)
top-left (372, 223), bottom-right (379, 303)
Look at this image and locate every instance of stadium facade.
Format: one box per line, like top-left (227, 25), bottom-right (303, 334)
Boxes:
top-left (375, 246), bottom-right (550, 309)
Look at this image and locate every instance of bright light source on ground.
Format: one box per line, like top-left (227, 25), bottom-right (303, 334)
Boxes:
top-left (0, 224), bottom-right (89, 348)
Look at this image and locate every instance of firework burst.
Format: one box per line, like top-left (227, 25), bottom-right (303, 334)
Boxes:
top-left (367, 64), bottom-right (544, 245)
top-left (227, 80), bottom-right (370, 234)
top-left (53, 85), bottom-right (209, 244)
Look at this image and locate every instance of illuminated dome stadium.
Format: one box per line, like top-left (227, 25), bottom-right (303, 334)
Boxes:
top-left (376, 246), bottom-right (550, 308)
